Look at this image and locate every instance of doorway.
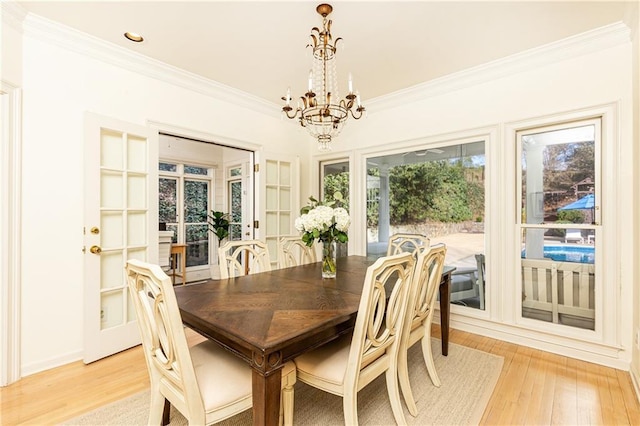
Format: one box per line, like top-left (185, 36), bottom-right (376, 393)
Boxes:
top-left (158, 134), bottom-right (254, 282)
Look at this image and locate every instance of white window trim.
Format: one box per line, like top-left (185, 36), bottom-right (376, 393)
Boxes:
top-left (500, 103), bottom-right (624, 367)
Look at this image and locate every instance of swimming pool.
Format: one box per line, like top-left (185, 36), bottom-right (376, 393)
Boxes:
top-left (521, 245), bottom-right (595, 264)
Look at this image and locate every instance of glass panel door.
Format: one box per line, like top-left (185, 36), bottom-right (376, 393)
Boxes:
top-left (184, 179), bottom-right (209, 267)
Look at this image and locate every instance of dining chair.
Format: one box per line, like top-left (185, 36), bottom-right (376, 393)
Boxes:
top-left (126, 259), bottom-right (296, 426)
top-left (386, 233), bottom-right (430, 257)
top-left (293, 252), bottom-right (415, 425)
top-left (218, 239), bottom-right (271, 279)
top-left (279, 235), bottom-right (317, 268)
top-left (397, 243), bottom-right (447, 416)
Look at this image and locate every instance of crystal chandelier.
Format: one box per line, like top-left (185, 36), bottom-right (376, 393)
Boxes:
top-left (282, 3), bottom-right (365, 151)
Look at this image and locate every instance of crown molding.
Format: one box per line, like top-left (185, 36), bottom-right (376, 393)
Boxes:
top-left (368, 21), bottom-right (632, 113)
top-left (20, 12), bottom-right (280, 118)
top-left (1, 1), bottom-right (27, 33)
top-left (13, 8), bottom-right (632, 118)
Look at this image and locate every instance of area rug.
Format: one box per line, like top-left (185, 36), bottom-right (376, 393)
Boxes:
top-left (63, 340), bottom-right (502, 425)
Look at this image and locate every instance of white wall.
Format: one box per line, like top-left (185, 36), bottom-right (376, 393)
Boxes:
top-left (313, 32), bottom-right (634, 368)
top-left (18, 28), bottom-right (307, 374)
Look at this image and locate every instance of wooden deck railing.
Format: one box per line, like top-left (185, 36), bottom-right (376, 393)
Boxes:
top-left (521, 258), bottom-right (594, 326)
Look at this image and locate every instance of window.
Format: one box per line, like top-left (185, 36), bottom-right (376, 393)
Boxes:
top-left (366, 142), bottom-right (486, 310)
top-left (517, 119), bottom-right (600, 330)
top-left (228, 166), bottom-right (244, 241)
top-left (158, 162), bottom-right (214, 271)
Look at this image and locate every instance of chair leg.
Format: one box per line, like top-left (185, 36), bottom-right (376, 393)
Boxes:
top-left (398, 343), bottom-right (418, 417)
top-left (148, 391), bottom-right (167, 425)
top-left (280, 383), bottom-right (294, 426)
top-left (421, 332), bottom-right (441, 387)
top-left (343, 389), bottom-right (359, 426)
top-left (386, 366), bottom-right (408, 426)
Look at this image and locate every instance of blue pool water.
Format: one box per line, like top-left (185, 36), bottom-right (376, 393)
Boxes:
top-left (522, 245), bottom-right (594, 264)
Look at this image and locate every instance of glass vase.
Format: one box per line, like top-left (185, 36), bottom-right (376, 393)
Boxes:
top-left (322, 240), bottom-right (337, 279)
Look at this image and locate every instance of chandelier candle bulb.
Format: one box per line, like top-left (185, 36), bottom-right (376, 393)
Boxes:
top-left (348, 73), bottom-right (353, 94)
top-left (308, 70), bottom-right (313, 91)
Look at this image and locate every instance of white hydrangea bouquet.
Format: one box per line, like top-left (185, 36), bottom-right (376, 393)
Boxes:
top-left (295, 193), bottom-right (350, 278)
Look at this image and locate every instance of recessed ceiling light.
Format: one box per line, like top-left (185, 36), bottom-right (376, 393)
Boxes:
top-left (124, 32), bottom-right (144, 43)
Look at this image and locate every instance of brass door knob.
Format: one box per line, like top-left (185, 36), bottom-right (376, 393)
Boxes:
top-left (90, 245), bottom-right (102, 254)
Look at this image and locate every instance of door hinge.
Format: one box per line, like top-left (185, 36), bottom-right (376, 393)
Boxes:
top-left (254, 220), bottom-right (259, 229)
top-left (254, 164), bottom-right (259, 172)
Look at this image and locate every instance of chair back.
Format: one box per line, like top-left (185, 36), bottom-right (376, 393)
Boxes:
top-left (218, 239), bottom-right (271, 279)
top-left (345, 252), bottom-right (415, 391)
top-left (404, 243), bottom-right (447, 342)
top-left (158, 231), bottom-right (174, 270)
top-left (386, 233), bottom-right (430, 257)
top-left (279, 236), bottom-right (317, 268)
top-left (126, 260), bottom-right (203, 418)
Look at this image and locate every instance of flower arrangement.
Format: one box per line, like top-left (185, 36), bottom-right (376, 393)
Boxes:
top-left (295, 193), bottom-right (350, 278)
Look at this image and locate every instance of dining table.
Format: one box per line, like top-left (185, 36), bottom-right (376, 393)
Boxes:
top-left (175, 255), bottom-right (454, 426)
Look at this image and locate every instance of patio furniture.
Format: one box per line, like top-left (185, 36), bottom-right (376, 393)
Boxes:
top-left (565, 229), bottom-right (584, 244)
top-left (450, 254), bottom-right (486, 309)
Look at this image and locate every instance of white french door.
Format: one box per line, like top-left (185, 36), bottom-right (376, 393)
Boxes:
top-left (256, 152), bottom-right (299, 269)
top-left (83, 113), bottom-right (158, 363)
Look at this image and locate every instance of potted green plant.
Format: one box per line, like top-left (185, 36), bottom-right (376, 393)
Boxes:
top-left (208, 210), bottom-right (230, 246)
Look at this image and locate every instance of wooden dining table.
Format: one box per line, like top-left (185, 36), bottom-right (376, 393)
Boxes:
top-left (175, 256), bottom-right (454, 426)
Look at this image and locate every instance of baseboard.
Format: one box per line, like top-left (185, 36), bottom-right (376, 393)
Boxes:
top-left (432, 312), bottom-right (630, 371)
top-left (21, 349), bottom-right (83, 377)
top-left (631, 366), bottom-right (640, 404)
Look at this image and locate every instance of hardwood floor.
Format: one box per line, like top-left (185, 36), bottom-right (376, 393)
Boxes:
top-left (2, 326), bottom-right (640, 425)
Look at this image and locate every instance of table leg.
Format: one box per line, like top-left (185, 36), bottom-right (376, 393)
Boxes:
top-left (180, 247), bottom-right (186, 285)
top-left (252, 369), bottom-right (281, 426)
top-left (439, 272), bottom-right (451, 356)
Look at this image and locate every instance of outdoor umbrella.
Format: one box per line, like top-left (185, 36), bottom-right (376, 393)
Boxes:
top-left (558, 193), bottom-right (595, 211)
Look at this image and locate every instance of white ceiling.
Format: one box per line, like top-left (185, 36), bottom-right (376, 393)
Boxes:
top-left (16, 1), bottom-right (632, 105)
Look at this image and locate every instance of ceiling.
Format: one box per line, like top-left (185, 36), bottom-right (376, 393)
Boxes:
top-left (16, 1), bottom-right (632, 106)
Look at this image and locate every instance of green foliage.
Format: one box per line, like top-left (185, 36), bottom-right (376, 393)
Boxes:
top-left (208, 211), bottom-right (230, 246)
top-left (385, 161), bottom-right (481, 224)
top-left (323, 172), bottom-right (350, 211)
top-left (557, 209), bottom-right (584, 223)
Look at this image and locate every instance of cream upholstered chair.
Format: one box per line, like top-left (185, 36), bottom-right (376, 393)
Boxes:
top-left (397, 243), bottom-right (447, 416)
top-left (279, 236), bottom-right (317, 268)
top-left (386, 233), bottom-right (430, 257)
top-left (126, 260), bottom-right (296, 425)
top-left (218, 239), bottom-right (271, 279)
top-left (293, 252), bottom-right (415, 425)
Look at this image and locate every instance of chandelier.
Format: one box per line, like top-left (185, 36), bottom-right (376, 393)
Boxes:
top-left (282, 3), bottom-right (365, 151)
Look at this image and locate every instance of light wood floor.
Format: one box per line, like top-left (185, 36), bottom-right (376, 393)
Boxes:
top-left (2, 325), bottom-right (640, 425)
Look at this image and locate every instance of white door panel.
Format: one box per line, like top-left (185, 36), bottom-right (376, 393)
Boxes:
top-left (83, 113), bottom-right (158, 363)
top-left (255, 151), bottom-right (299, 269)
